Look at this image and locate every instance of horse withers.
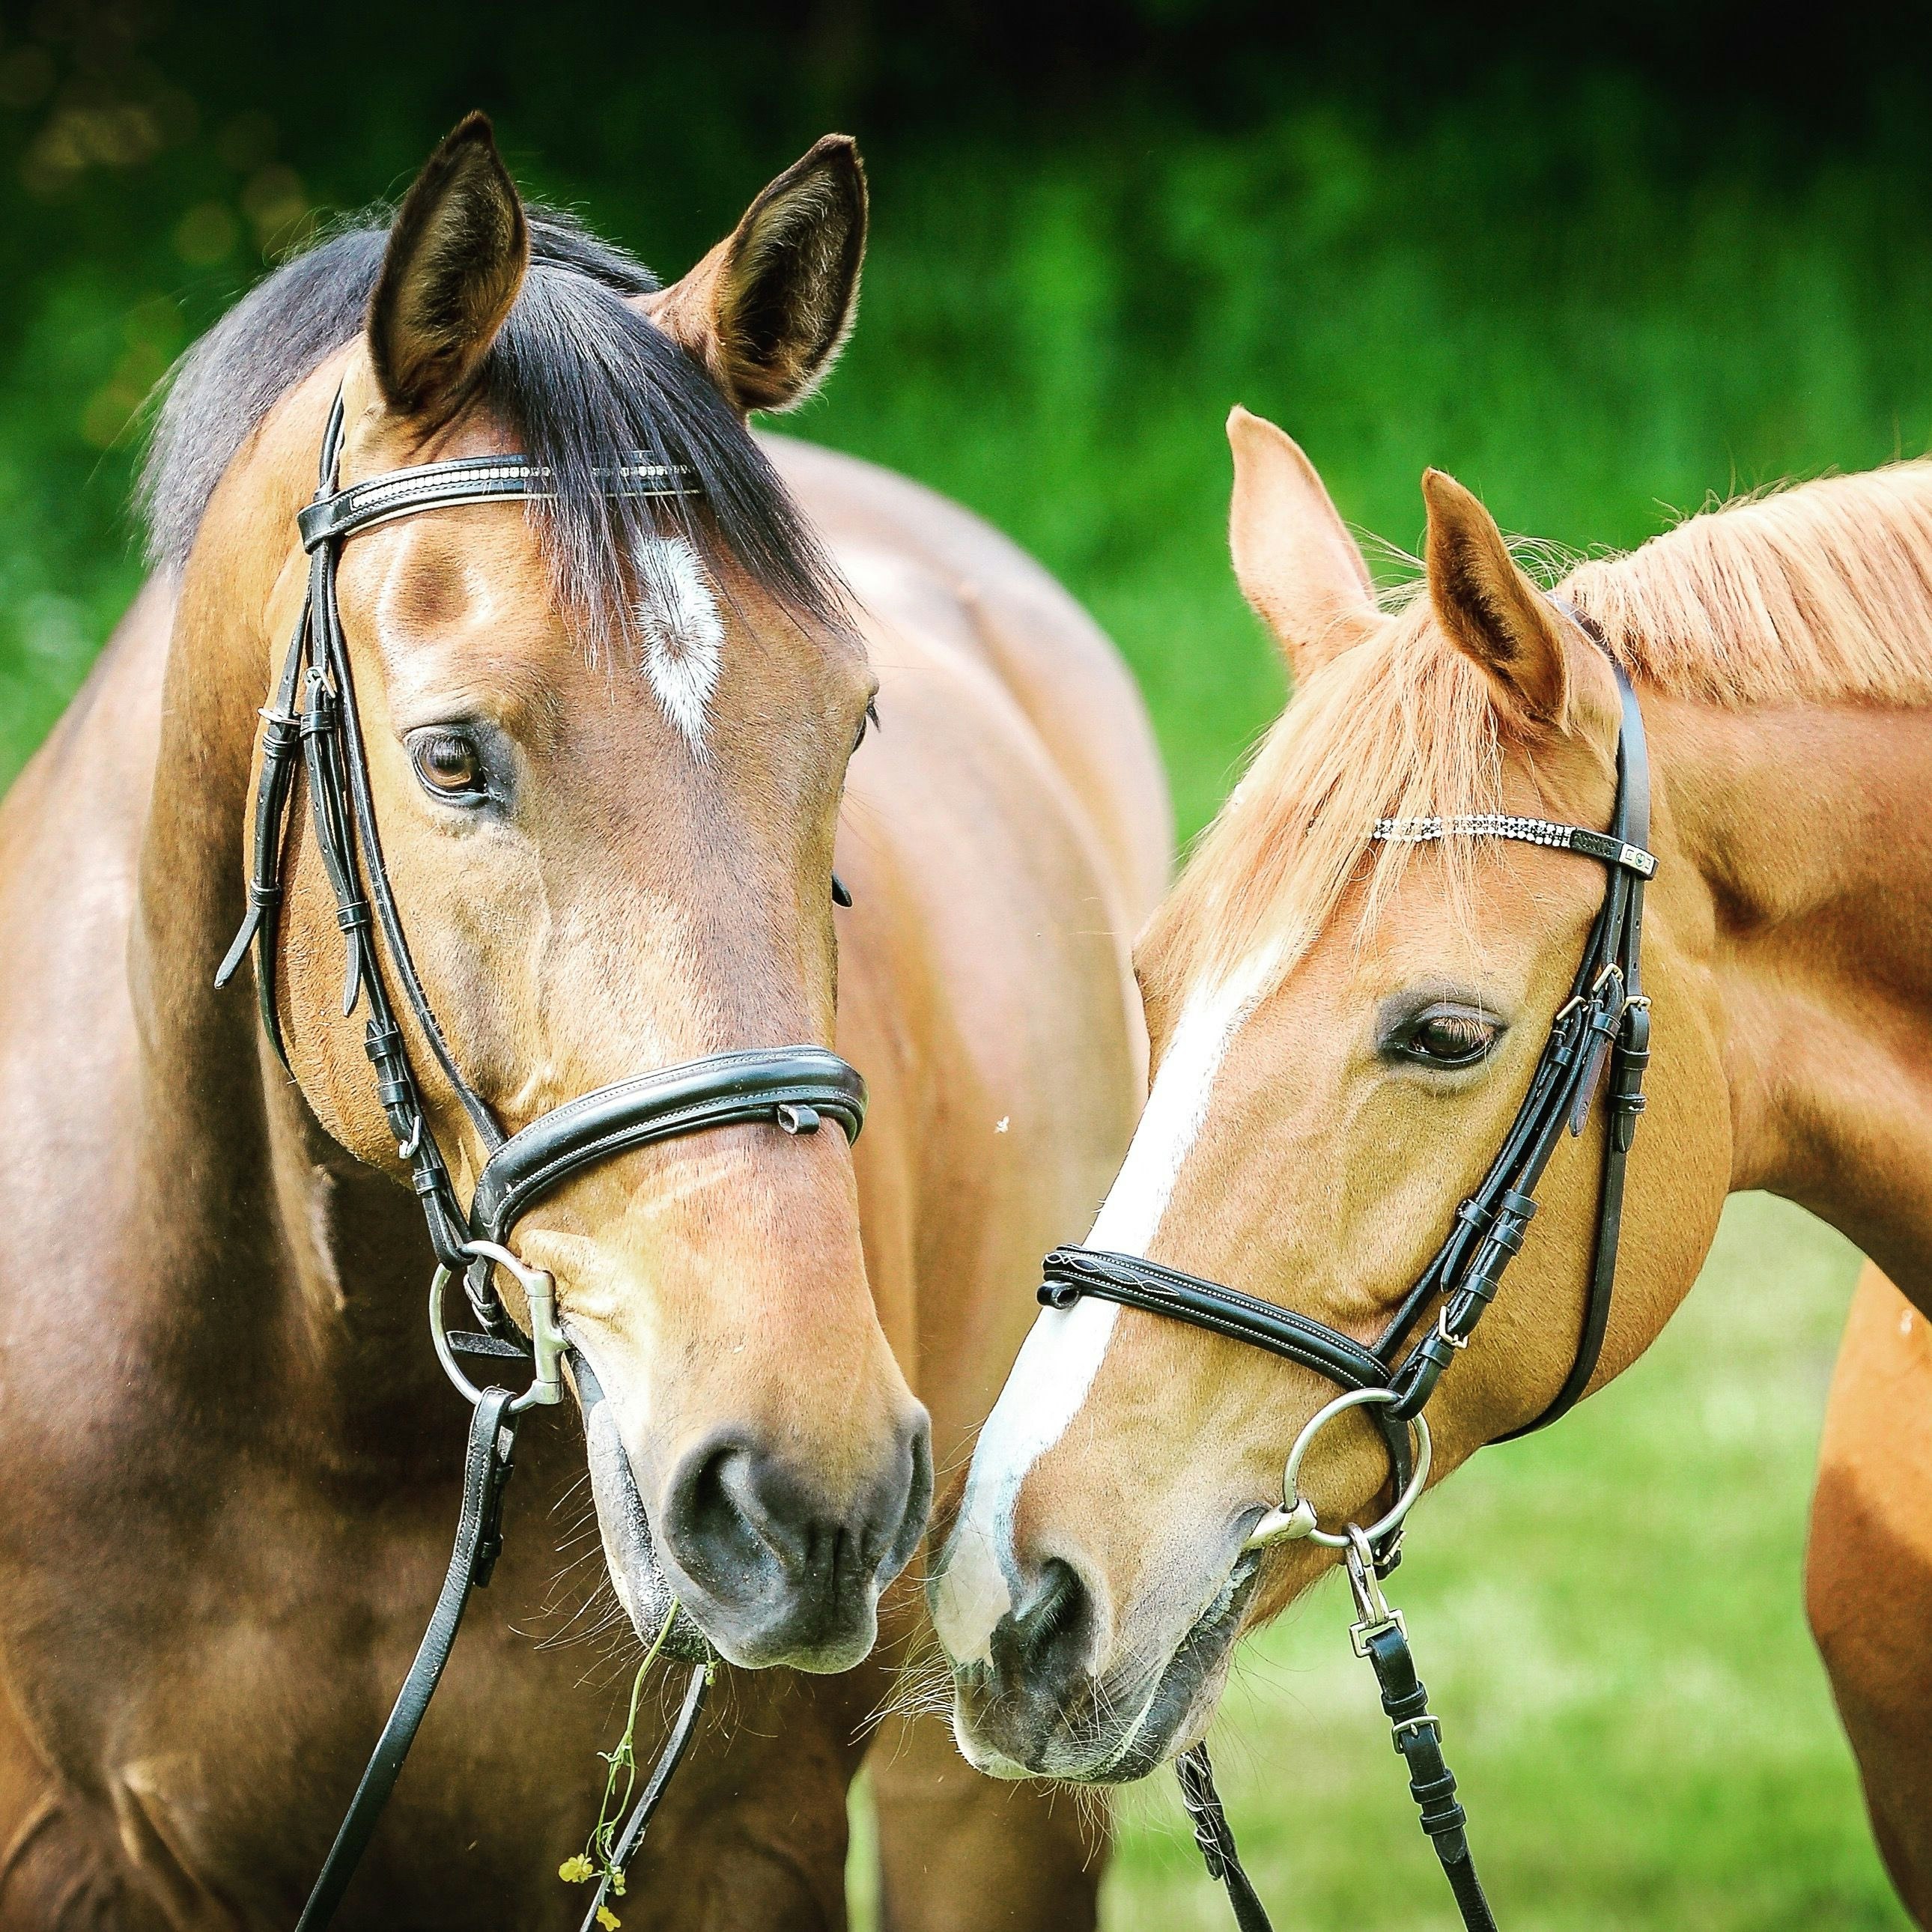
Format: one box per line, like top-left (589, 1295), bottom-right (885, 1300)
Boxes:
top-left (931, 406), bottom-right (1932, 1922)
top-left (0, 119), bottom-right (1168, 1928)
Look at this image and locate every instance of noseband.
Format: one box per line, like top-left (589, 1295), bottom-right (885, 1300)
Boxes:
top-left (1037, 616), bottom-right (1653, 1932)
top-left (218, 389), bottom-right (867, 1931)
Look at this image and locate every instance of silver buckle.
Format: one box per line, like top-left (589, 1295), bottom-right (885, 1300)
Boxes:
top-left (1344, 1525), bottom-right (1406, 1653)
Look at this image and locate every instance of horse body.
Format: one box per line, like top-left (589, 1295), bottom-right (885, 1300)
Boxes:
top-left (929, 412), bottom-right (1932, 1924)
top-left (0, 154), bottom-right (1164, 1932)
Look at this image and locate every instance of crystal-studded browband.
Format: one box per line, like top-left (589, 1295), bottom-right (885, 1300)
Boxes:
top-left (1371, 812), bottom-right (1656, 878)
top-left (296, 451), bottom-right (702, 552)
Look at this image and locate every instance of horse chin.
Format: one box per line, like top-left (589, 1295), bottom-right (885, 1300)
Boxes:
top-left (953, 1554), bottom-right (1260, 1786)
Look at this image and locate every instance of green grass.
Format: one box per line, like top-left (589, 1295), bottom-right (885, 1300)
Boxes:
top-left (1, 43), bottom-right (1923, 1928)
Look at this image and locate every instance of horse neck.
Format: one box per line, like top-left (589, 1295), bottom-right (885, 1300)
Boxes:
top-left (1665, 687), bottom-right (1932, 1289)
top-left (130, 377), bottom-right (444, 1428)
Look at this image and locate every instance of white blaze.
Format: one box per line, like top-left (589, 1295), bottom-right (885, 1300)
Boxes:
top-left (634, 536), bottom-right (725, 750)
top-left (933, 944), bottom-right (1280, 1665)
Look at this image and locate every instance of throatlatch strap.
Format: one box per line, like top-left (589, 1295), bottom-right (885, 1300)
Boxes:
top-left (294, 1388), bottom-right (520, 1932)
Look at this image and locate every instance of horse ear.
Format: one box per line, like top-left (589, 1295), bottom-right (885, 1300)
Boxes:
top-left (646, 136), bottom-right (866, 416)
top-left (367, 113), bottom-right (529, 419)
top-left (1227, 408), bottom-right (1376, 677)
top-left (1422, 468), bottom-right (1569, 730)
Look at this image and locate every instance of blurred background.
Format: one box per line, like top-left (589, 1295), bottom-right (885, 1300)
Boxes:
top-left (1, 3), bottom-right (1922, 1925)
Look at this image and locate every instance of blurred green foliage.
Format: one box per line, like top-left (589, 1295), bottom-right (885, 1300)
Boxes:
top-left (0, 6), bottom-right (1922, 1925)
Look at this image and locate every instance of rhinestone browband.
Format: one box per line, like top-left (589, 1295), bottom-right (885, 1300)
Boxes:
top-left (1371, 813), bottom-right (1656, 878)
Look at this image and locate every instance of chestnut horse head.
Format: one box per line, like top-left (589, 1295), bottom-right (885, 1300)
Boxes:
top-left (928, 406), bottom-right (1816, 1775)
top-left (158, 117), bottom-right (926, 1673)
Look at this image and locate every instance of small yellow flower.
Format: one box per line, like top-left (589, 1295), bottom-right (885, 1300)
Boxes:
top-left (595, 1908), bottom-right (622, 1931)
top-left (558, 1855), bottom-right (595, 1885)
top-left (610, 1871), bottom-right (627, 1895)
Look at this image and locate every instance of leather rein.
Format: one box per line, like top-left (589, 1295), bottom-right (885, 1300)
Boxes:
top-left (1036, 615), bottom-right (1655, 1932)
top-left (217, 388), bottom-right (868, 1931)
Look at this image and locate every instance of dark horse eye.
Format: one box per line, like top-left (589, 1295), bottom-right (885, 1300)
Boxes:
top-left (1403, 1006), bottom-right (1499, 1068)
top-left (410, 730), bottom-right (485, 801)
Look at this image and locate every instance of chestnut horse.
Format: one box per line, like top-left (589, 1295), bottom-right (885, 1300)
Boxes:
top-left (0, 121), bottom-right (1167, 1928)
top-left (932, 407), bottom-right (1932, 1919)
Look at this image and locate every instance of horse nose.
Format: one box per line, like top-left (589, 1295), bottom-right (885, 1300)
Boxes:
top-left (658, 1409), bottom-right (932, 1671)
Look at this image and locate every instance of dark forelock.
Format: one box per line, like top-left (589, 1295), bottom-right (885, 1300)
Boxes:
top-left (139, 207), bottom-right (851, 649)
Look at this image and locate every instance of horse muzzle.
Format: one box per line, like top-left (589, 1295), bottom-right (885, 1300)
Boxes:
top-left (578, 1346), bottom-right (932, 1673)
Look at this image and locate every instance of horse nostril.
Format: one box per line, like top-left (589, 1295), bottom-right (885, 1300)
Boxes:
top-left (661, 1436), bottom-right (806, 1598)
top-left (870, 1408), bottom-right (935, 1588)
top-left (996, 1557), bottom-right (1096, 1694)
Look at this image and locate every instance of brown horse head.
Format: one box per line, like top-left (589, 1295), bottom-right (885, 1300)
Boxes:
top-left (930, 408), bottom-right (1732, 1775)
top-left (165, 118), bottom-right (927, 1671)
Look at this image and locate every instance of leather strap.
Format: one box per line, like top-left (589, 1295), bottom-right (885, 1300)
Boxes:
top-left (470, 1048), bottom-right (866, 1245)
top-left (577, 1665), bottom-right (712, 1932)
top-left (1038, 1248), bottom-right (1414, 1496)
top-left (1176, 1747), bottom-right (1275, 1932)
top-left (297, 450), bottom-right (698, 550)
top-left (294, 1389), bottom-right (520, 1931)
top-left (1361, 1620), bottom-right (1498, 1932)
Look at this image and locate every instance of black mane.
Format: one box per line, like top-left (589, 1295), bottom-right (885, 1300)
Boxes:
top-left (139, 208), bottom-right (850, 646)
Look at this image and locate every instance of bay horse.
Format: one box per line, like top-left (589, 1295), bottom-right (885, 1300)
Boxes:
top-left (0, 119), bottom-right (1168, 1928)
top-left (930, 405), bottom-right (1932, 1919)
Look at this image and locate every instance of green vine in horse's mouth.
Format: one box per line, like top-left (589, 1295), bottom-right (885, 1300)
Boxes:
top-left (559, 1599), bottom-right (684, 1926)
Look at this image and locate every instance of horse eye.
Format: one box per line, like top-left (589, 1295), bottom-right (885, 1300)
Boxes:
top-left (410, 730), bottom-right (486, 802)
top-left (1401, 1006), bottom-right (1500, 1068)
top-left (853, 697), bottom-right (880, 756)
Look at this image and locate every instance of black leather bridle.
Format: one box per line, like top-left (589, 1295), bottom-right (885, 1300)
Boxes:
top-left (1036, 616), bottom-right (1655, 1932)
top-left (217, 388), bottom-right (868, 1931)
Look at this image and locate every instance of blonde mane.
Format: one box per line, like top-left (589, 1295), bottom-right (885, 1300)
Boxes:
top-left (1151, 458), bottom-right (1932, 1000)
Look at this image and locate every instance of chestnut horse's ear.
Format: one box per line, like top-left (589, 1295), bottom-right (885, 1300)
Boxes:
top-left (1422, 468), bottom-right (1569, 730)
top-left (367, 113), bottom-right (529, 419)
top-left (1227, 408), bottom-right (1376, 677)
top-left (646, 136), bottom-right (866, 416)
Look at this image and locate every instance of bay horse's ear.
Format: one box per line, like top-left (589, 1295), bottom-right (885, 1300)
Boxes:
top-left (1422, 467), bottom-right (1569, 731)
top-left (646, 136), bottom-right (866, 416)
top-left (1227, 407), bottom-right (1376, 677)
top-left (367, 113), bottom-right (529, 419)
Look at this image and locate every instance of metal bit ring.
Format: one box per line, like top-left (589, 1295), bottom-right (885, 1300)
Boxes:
top-left (429, 1239), bottom-right (568, 1413)
top-left (1244, 1386), bottom-right (1432, 1552)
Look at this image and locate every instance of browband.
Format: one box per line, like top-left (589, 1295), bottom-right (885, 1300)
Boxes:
top-left (296, 451), bottom-right (700, 550)
top-left (1371, 812), bottom-right (1655, 878)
